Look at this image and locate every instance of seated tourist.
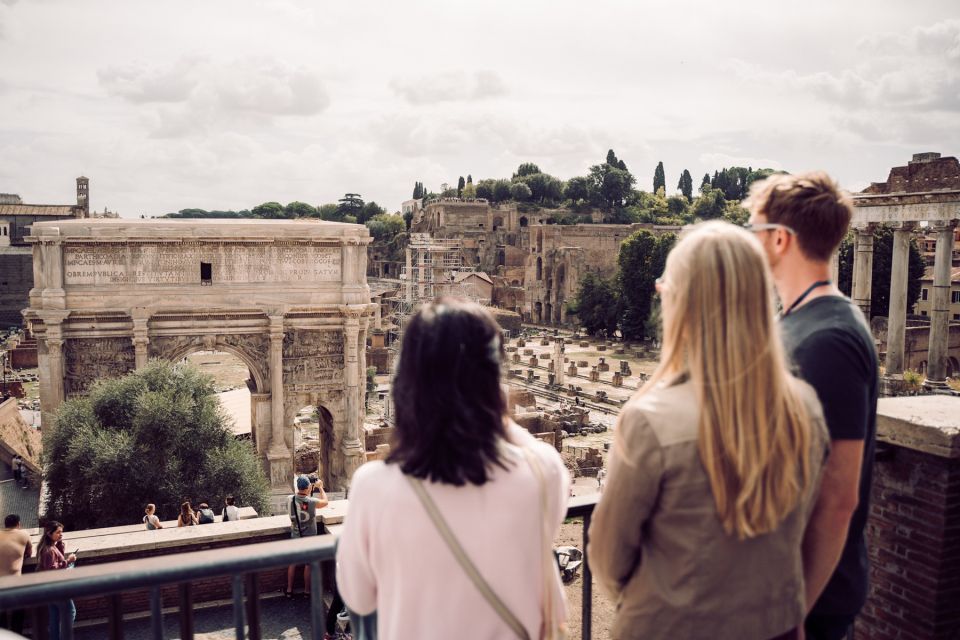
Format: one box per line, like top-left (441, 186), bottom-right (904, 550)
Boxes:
top-left (177, 501), bottom-right (198, 527)
top-left (143, 503), bottom-right (163, 530)
top-left (588, 221), bottom-right (830, 639)
top-left (337, 298), bottom-right (569, 639)
top-left (222, 496), bottom-right (240, 522)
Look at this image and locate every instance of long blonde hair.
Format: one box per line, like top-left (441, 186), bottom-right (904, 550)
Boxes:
top-left (639, 221), bottom-right (813, 539)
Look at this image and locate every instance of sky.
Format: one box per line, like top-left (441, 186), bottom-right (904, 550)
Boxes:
top-left (0, 1), bottom-right (958, 218)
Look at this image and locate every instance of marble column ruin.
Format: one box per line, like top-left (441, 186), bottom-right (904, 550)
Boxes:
top-left (266, 314), bottom-right (292, 488)
top-left (924, 221), bottom-right (958, 388)
top-left (884, 223), bottom-right (915, 376)
top-left (852, 225), bottom-right (875, 319)
top-left (341, 307), bottom-right (367, 484)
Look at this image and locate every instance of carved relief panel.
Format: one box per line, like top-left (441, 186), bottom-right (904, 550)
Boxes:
top-left (64, 337), bottom-right (136, 396)
top-left (282, 329), bottom-right (345, 389)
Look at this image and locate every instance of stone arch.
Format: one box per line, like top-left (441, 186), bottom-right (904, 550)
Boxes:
top-left (536, 257), bottom-right (543, 281)
top-left (545, 302), bottom-right (553, 325)
top-left (536, 229), bottom-right (543, 253)
top-left (160, 338), bottom-right (267, 393)
top-left (519, 216), bottom-right (528, 227)
top-left (493, 215), bottom-right (504, 231)
top-left (497, 249), bottom-right (506, 267)
top-left (556, 263), bottom-right (566, 290)
top-left (534, 302), bottom-right (543, 324)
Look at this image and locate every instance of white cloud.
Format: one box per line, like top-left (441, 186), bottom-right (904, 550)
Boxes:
top-left (390, 70), bottom-right (507, 105)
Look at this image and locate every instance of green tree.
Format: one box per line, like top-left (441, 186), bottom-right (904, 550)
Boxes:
top-left (462, 183), bottom-right (477, 199)
top-left (564, 176), bottom-right (590, 204)
top-left (653, 162), bottom-right (666, 194)
top-left (402, 210), bottom-right (414, 230)
top-left (618, 230), bottom-right (676, 340)
top-left (569, 272), bottom-right (620, 336)
top-left (509, 181), bottom-right (532, 201)
top-left (691, 187), bottom-right (727, 220)
top-left (588, 163), bottom-right (635, 211)
top-left (358, 201), bottom-right (385, 224)
top-left (365, 213), bottom-right (405, 241)
top-left (677, 169), bottom-right (693, 201)
top-left (42, 361), bottom-right (269, 530)
top-left (513, 163), bottom-right (541, 179)
top-left (521, 173), bottom-right (564, 204)
top-left (721, 201), bottom-right (749, 226)
top-left (251, 202), bottom-right (286, 219)
top-left (337, 193), bottom-right (364, 220)
top-left (457, 176), bottom-right (466, 197)
top-left (318, 203), bottom-right (340, 221)
top-left (837, 227), bottom-right (925, 319)
top-left (475, 179), bottom-right (495, 201)
top-left (666, 195), bottom-right (689, 218)
top-left (701, 173), bottom-right (711, 191)
top-left (493, 179), bottom-right (513, 202)
top-left (284, 201), bottom-right (317, 218)
top-left (412, 182), bottom-right (423, 199)
top-left (466, 175), bottom-right (473, 185)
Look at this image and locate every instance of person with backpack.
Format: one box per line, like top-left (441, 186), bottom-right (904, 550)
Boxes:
top-left (286, 475), bottom-right (328, 598)
top-left (222, 496), bottom-right (240, 522)
top-left (196, 503), bottom-right (215, 525)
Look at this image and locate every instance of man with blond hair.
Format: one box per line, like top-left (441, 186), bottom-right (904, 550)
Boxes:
top-left (745, 172), bottom-right (879, 640)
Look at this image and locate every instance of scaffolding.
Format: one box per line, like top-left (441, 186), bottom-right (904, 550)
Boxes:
top-left (390, 233), bottom-right (487, 339)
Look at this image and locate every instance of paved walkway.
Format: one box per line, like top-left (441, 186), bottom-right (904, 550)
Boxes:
top-left (74, 594), bottom-right (339, 640)
top-left (0, 476), bottom-right (41, 528)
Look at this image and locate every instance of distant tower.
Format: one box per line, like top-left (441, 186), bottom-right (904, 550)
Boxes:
top-left (76, 176), bottom-right (89, 218)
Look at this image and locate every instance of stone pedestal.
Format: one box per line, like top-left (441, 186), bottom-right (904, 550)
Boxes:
top-left (597, 357), bottom-right (609, 373)
top-left (589, 367), bottom-right (599, 382)
top-left (612, 372), bottom-right (623, 387)
top-left (567, 364), bottom-right (577, 377)
top-left (856, 396), bottom-right (960, 640)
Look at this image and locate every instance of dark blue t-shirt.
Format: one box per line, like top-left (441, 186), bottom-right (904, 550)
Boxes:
top-left (781, 295), bottom-right (879, 617)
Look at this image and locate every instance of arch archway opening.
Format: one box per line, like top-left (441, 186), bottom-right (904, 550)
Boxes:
top-left (184, 350), bottom-right (255, 442)
top-left (293, 403), bottom-right (335, 489)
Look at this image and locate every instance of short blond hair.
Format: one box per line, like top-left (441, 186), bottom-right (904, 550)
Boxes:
top-left (744, 171), bottom-right (853, 261)
top-left (145, 503), bottom-right (155, 513)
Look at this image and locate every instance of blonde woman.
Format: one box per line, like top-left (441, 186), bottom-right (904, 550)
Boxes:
top-left (589, 221), bottom-right (830, 639)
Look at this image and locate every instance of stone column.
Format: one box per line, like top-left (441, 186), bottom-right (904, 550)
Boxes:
top-left (37, 311), bottom-right (69, 429)
top-left (553, 338), bottom-right (565, 387)
top-left (266, 314), bottom-right (292, 493)
top-left (924, 221), bottom-right (958, 389)
top-left (885, 223), bottom-right (915, 376)
top-left (829, 250), bottom-right (840, 285)
top-left (131, 308), bottom-right (151, 369)
top-left (852, 225), bottom-right (875, 319)
top-left (340, 307), bottom-right (366, 486)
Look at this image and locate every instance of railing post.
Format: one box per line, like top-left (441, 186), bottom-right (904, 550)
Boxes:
top-left (178, 583), bottom-right (193, 640)
top-left (232, 573), bottom-right (246, 640)
top-left (108, 593), bottom-right (123, 640)
top-left (245, 572), bottom-right (262, 640)
top-left (149, 586), bottom-right (163, 640)
top-left (582, 512), bottom-right (592, 640)
top-left (310, 560), bottom-right (325, 640)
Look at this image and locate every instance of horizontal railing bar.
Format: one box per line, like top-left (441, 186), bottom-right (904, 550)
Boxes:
top-left (0, 495), bottom-right (600, 613)
top-left (0, 534), bottom-right (338, 610)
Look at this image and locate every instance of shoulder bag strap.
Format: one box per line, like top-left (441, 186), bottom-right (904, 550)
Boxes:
top-left (406, 476), bottom-right (530, 640)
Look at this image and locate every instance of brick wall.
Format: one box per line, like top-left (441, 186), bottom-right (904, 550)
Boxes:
top-left (855, 397), bottom-right (960, 639)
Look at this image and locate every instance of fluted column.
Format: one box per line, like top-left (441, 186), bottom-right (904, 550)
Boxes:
top-left (266, 314), bottom-right (291, 489)
top-left (36, 310), bottom-right (69, 429)
top-left (131, 309), bottom-right (150, 369)
top-left (924, 221), bottom-right (958, 388)
top-left (884, 223), bottom-right (915, 376)
top-left (341, 310), bottom-right (364, 484)
top-left (852, 225), bottom-right (875, 319)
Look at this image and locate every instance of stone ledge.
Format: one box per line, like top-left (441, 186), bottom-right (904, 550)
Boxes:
top-left (876, 396), bottom-right (960, 458)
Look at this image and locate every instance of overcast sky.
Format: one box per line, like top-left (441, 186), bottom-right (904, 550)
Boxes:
top-left (1, 1), bottom-right (958, 217)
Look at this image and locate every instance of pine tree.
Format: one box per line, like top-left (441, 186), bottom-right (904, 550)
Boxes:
top-left (653, 162), bottom-right (666, 194)
top-left (606, 149), bottom-right (618, 166)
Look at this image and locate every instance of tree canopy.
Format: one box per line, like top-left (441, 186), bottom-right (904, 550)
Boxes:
top-left (569, 272), bottom-right (620, 336)
top-left (618, 229), bottom-right (676, 340)
top-left (43, 361), bottom-right (269, 530)
top-left (653, 162), bottom-right (666, 194)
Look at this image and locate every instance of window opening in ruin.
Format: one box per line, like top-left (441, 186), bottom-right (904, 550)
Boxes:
top-left (922, 288), bottom-right (928, 300)
top-left (200, 262), bottom-right (212, 285)
top-left (519, 217), bottom-right (528, 227)
top-left (952, 291), bottom-right (960, 304)
top-left (536, 257), bottom-right (543, 280)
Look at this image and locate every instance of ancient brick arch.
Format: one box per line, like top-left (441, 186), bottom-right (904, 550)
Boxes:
top-left (25, 219), bottom-right (376, 512)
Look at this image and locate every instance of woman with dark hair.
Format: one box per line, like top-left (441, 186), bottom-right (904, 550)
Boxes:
top-left (337, 299), bottom-right (569, 639)
top-left (36, 521), bottom-right (76, 640)
top-left (177, 501), bottom-right (198, 527)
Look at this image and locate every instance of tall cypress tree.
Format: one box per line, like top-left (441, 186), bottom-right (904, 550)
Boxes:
top-left (677, 169), bottom-right (693, 201)
top-left (457, 176), bottom-right (465, 196)
top-left (467, 174), bottom-right (473, 184)
top-left (653, 162), bottom-right (666, 194)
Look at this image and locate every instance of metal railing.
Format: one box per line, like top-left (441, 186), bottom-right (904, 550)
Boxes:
top-left (0, 495), bottom-right (599, 640)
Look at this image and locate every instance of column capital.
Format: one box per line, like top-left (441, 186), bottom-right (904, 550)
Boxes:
top-left (35, 310), bottom-right (71, 327)
top-left (854, 222), bottom-right (877, 234)
top-left (891, 221), bottom-right (918, 232)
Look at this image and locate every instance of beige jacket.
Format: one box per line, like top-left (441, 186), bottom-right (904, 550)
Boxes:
top-left (588, 377), bottom-right (829, 639)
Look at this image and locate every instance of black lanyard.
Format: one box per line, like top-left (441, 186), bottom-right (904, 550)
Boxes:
top-left (782, 280), bottom-right (832, 317)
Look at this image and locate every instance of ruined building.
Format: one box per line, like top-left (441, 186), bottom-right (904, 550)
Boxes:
top-left (0, 177), bottom-right (91, 327)
top-left (405, 197), bottom-right (679, 325)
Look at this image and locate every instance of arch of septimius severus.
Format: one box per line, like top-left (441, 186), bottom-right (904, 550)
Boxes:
top-left (844, 152), bottom-right (960, 388)
top-left (24, 219), bottom-right (375, 512)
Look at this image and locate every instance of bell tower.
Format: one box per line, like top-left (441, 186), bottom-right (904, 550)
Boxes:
top-left (76, 176), bottom-right (89, 218)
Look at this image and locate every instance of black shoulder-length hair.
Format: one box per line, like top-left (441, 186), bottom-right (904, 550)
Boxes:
top-left (387, 298), bottom-right (508, 486)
